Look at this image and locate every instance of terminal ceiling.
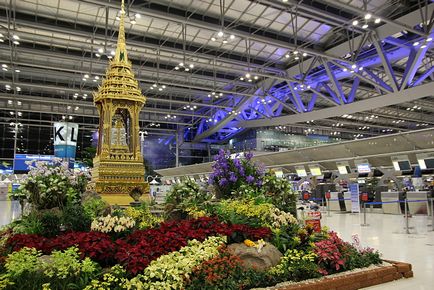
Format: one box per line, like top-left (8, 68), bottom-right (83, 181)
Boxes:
top-left (0, 0), bottom-right (433, 146)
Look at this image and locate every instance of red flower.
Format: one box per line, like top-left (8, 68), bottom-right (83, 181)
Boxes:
top-left (5, 216), bottom-right (271, 275)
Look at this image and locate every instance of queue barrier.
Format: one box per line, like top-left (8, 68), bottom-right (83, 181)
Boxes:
top-left (361, 199), bottom-right (434, 233)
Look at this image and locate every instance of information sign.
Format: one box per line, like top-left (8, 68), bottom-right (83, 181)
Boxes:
top-left (349, 183), bottom-right (360, 213)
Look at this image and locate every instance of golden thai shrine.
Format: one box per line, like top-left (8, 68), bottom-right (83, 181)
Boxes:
top-left (92, 0), bottom-right (148, 204)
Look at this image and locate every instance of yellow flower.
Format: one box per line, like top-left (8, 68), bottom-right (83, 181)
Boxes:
top-left (244, 239), bottom-right (256, 247)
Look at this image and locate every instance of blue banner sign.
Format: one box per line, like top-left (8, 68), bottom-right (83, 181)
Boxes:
top-left (349, 183), bottom-right (360, 213)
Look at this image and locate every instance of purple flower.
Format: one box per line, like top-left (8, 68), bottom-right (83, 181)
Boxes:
top-left (256, 163), bottom-right (266, 176)
top-left (246, 175), bottom-right (255, 184)
top-left (229, 172), bottom-right (238, 182)
top-left (256, 180), bottom-right (263, 187)
top-left (245, 151), bottom-right (254, 160)
top-left (239, 167), bottom-right (245, 177)
top-left (233, 158), bottom-right (241, 168)
top-left (219, 178), bottom-right (228, 187)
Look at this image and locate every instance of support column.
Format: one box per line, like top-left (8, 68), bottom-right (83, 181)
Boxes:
top-left (175, 128), bottom-right (179, 167)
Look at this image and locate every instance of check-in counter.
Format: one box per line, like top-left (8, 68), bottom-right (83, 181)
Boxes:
top-left (381, 191), bottom-right (401, 214)
top-left (407, 191), bottom-right (429, 215)
top-left (327, 192), bottom-right (341, 211)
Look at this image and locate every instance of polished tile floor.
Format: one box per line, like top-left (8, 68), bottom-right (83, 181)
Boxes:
top-left (322, 211), bottom-right (434, 289)
top-left (1, 201), bottom-right (433, 288)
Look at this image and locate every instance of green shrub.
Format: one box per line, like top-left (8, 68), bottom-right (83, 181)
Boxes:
top-left (124, 203), bottom-right (163, 230)
top-left (39, 209), bottom-right (62, 238)
top-left (11, 212), bottom-right (44, 235)
top-left (262, 174), bottom-right (298, 216)
top-left (83, 265), bottom-right (128, 290)
top-left (0, 247), bottom-right (100, 290)
top-left (164, 179), bottom-right (212, 220)
top-left (11, 210), bottom-right (62, 238)
top-left (269, 249), bottom-right (320, 283)
top-left (82, 197), bottom-right (110, 220)
top-left (62, 204), bottom-right (92, 232)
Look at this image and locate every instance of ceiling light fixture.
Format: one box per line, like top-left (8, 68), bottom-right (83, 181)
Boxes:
top-left (207, 91), bottom-right (223, 98)
top-left (240, 72), bottom-right (259, 82)
top-left (174, 62), bottom-right (194, 72)
top-left (149, 83), bottom-right (166, 91)
top-left (183, 105), bottom-right (197, 111)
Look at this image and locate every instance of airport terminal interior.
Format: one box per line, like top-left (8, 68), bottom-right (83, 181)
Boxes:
top-left (0, 0), bottom-right (433, 289)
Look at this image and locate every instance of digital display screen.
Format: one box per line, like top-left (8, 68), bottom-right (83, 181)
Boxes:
top-left (393, 160), bottom-right (412, 171)
top-left (310, 167), bottom-right (322, 176)
top-left (357, 163), bottom-right (371, 173)
top-left (338, 165), bottom-right (351, 174)
top-left (424, 158), bottom-right (434, 169)
top-left (295, 168), bottom-right (307, 177)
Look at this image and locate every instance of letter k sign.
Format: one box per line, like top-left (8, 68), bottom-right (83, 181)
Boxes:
top-left (55, 126), bottom-right (65, 141)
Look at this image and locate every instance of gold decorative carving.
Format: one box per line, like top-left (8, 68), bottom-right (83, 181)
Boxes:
top-left (91, 0), bottom-right (148, 200)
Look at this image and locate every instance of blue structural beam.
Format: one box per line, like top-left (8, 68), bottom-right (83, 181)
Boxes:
top-left (186, 24), bottom-right (433, 143)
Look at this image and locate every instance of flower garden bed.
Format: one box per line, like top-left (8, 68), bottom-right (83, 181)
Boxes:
top-left (0, 152), bottom-right (413, 290)
top-left (254, 261), bottom-right (413, 290)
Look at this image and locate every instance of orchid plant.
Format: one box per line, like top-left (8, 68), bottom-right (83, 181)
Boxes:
top-left (208, 149), bottom-right (265, 198)
top-left (10, 158), bottom-right (88, 210)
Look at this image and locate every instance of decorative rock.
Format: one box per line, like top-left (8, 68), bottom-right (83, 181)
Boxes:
top-left (228, 242), bottom-right (282, 271)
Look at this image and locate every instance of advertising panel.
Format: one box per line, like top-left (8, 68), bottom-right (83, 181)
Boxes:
top-left (53, 122), bottom-right (79, 158)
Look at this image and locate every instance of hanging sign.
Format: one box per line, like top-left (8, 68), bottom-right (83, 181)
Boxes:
top-left (53, 122), bottom-right (79, 158)
top-left (349, 183), bottom-right (361, 213)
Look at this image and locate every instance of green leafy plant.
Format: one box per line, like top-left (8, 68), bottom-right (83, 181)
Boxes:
top-left (38, 209), bottom-right (62, 238)
top-left (164, 179), bottom-right (212, 220)
top-left (214, 198), bottom-right (297, 230)
top-left (10, 212), bottom-right (44, 236)
top-left (12, 209), bottom-right (61, 238)
top-left (0, 246), bottom-right (100, 290)
top-left (342, 235), bottom-right (382, 270)
top-left (123, 203), bottom-right (162, 230)
top-left (84, 265), bottom-right (128, 290)
top-left (262, 174), bottom-right (298, 216)
top-left (269, 249), bottom-right (320, 283)
top-left (82, 196), bottom-right (110, 220)
top-left (62, 204), bottom-right (92, 232)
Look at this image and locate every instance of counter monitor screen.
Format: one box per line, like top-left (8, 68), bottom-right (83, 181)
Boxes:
top-left (295, 168), bottom-right (307, 177)
top-left (310, 167), bottom-right (322, 176)
top-left (397, 160), bottom-right (412, 171)
top-left (424, 158), bottom-right (434, 169)
top-left (418, 158), bottom-right (434, 170)
top-left (357, 163), bottom-right (371, 173)
top-left (338, 165), bottom-right (351, 174)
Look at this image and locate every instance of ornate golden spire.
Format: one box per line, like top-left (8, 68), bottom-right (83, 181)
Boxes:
top-left (93, 0), bottom-right (145, 104)
top-left (91, 0), bottom-right (148, 202)
top-left (115, 0), bottom-right (128, 63)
